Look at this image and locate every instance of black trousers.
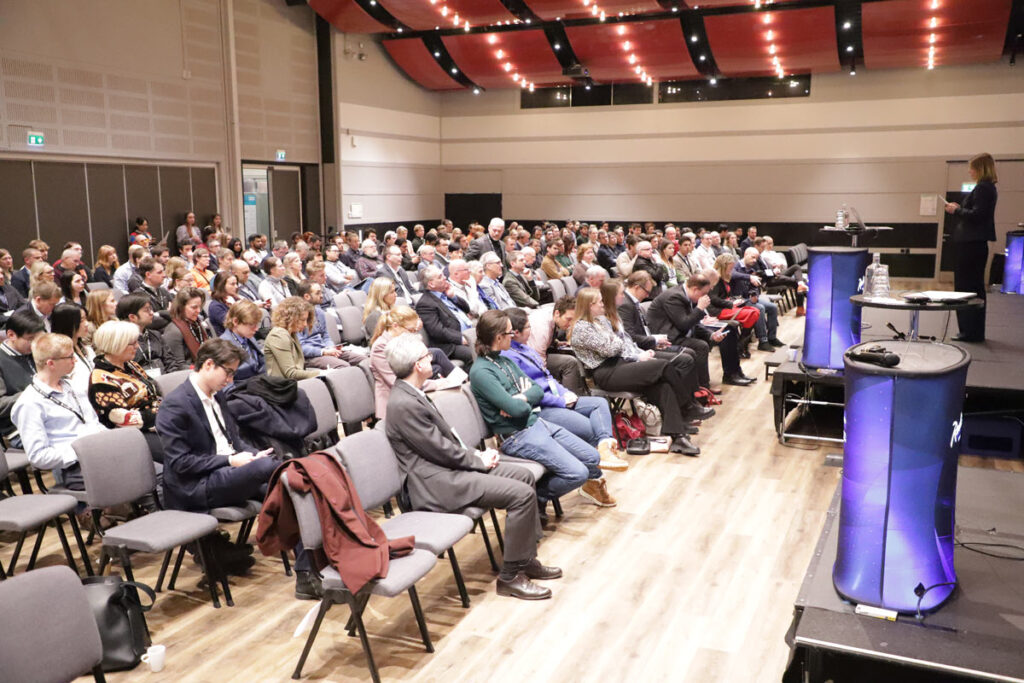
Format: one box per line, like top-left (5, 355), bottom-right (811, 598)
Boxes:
top-left (592, 356), bottom-right (695, 436)
top-left (203, 457), bottom-right (279, 509)
top-left (678, 338), bottom-right (711, 387)
top-left (546, 352), bottom-right (588, 396)
top-left (953, 240), bottom-right (988, 341)
top-left (448, 343), bottom-right (474, 367)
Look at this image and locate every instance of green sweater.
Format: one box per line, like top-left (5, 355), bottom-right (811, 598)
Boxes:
top-left (469, 353), bottom-right (543, 435)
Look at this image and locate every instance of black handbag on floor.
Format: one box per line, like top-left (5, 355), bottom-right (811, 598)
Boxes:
top-left (82, 574), bottom-right (156, 671)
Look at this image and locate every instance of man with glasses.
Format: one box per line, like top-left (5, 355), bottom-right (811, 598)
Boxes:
top-left (12, 333), bottom-right (105, 489)
top-left (156, 339), bottom-right (276, 512)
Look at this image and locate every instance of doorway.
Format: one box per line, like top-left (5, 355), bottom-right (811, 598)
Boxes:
top-left (242, 164), bottom-right (312, 243)
top-left (445, 193), bottom-right (502, 231)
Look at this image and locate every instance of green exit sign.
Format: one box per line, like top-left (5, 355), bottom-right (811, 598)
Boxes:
top-left (27, 131), bottom-right (45, 147)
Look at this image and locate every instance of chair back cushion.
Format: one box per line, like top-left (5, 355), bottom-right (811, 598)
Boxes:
top-left (334, 431), bottom-right (401, 509)
top-left (0, 565), bottom-right (104, 683)
top-left (337, 306), bottom-right (366, 345)
top-left (429, 386), bottom-right (489, 448)
top-left (324, 366), bottom-right (375, 423)
top-left (323, 308), bottom-right (343, 345)
top-left (561, 276), bottom-right (578, 296)
top-left (296, 377), bottom-right (337, 439)
top-left (74, 429), bottom-right (155, 508)
top-left (548, 278), bottom-right (566, 302)
top-left (155, 369), bottom-right (190, 397)
top-left (281, 472), bottom-right (323, 550)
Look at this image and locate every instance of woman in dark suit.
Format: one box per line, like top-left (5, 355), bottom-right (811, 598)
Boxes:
top-left (945, 153), bottom-right (998, 342)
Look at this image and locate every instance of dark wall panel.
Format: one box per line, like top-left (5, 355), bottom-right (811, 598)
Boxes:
top-left (190, 167), bottom-right (218, 228)
top-left (0, 160), bottom-right (38, 251)
top-left (270, 168), bottom-right (301, 241)
top-left (35, 162), bottom-right (89, 255)
top-left (88, 163), bottom-right (129, 258)
top-left (159, 166), bottom-right (191, 248)
top-left (446, 193), bottom-right (502, 232)
top-left (125, 166), bottom-right (162, 244)
top-left (302, 165), bottom-right (321, 234)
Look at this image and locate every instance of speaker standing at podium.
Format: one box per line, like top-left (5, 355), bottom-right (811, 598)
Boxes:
top-left (944, 153), bottom-right (998, 342)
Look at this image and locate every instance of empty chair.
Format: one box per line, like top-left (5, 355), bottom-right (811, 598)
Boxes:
top-left (334, 432), bottom-right (475, 607)
top-left (0, 566), bottom-right (106, 683)
top-left (322, 366), bottom-right (374, 433)
top-left (336, 306), bottom-right (366, 346)
top-left (155, 369), bottom-right (190, 397)
top-left (346, 289), bottom-right (368, 308)
top-left (0, 452), bottom-right (91, 578)
top-left (296, 377), bottom-right (340, 450)
top-left (548, 278), bottom-right (566, 302)
top-left (85, 281), bottom-right (110, 292)
top-left (284, 471), bottom-right (438, 682)
top-left (332, 291), bottom-right (352, 310)
top-left (72, 429), bottom-right (229, 608)
top-left (561, 276), bottom-right (578, 296)
top-left (322, 307), bottom-right (343, 346)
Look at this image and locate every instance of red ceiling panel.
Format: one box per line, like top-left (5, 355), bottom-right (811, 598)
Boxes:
top-left (705, 6), bottom-right (840, 77)
top-left (308, 0), bottom-right (391, 34)
top-left (384, 39), bottom-right (466, 90)
top-left (376, 0), bottom-right (516, 32)
top-left (566, 19), bottom-right (700, 82)
top-left (442, 30), bottom-right (571, 88)
top-left (862, 0), bottom-right (1012, 70)
top-left (680, 0), bottom-right (803, 7)
top-left (525, 0), bottom-right (662, 22)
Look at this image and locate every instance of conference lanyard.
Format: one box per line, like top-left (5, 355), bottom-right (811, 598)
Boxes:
top-left (32, 382), bottom-right (86, 424)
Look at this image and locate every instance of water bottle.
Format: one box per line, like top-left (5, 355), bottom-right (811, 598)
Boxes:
top-left (864, 253), bottom-right (890, 298)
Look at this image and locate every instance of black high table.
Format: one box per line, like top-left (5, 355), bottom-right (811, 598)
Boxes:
top-left (850, 294), bottom-right (984, 341)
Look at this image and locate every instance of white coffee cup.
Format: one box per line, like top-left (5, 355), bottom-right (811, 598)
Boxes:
top-left (141, 644), bottom-right (166, 673)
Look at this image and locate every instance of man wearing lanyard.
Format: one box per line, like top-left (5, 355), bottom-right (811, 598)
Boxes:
top-left (502, 308), bottom-right (629, 472)
top-left (1, 310), bottom-right (46, 447)
top-left (156, 339), bottom-right (277, 512)
top-left (116, 294), bottom-right (165, 376)
top-left (12, 332), bottom-right (106, 489)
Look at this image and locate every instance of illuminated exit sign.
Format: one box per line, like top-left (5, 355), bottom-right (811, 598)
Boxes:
top-left (27, 131), bottom-right (45, 147)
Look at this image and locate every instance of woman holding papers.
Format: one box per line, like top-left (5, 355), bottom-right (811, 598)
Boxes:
top-left (945, 153), bottom-right (998, 342)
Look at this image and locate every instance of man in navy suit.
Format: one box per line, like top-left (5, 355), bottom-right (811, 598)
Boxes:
top-left (415, 265), bottom-right (474, 366)
top-left (156, 339), bottom-right (277, 512)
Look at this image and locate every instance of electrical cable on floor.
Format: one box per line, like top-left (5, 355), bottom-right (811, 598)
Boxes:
top-left (955, 539), bottom-right (1024, 561)
top-left (914, 581), bottom-right (958, 622)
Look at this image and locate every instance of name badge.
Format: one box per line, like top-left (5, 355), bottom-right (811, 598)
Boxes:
top-left (144, 367), bottom-right (162, 378)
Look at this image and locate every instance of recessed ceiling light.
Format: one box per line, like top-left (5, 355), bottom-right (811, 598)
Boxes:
top-left (842, 21), bottom-right (851, 30)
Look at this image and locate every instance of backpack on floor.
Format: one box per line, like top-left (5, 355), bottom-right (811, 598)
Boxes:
top-left (613, 412), bottom-right (646, 449)
top-left (694, 387), bottom-right (722, 406)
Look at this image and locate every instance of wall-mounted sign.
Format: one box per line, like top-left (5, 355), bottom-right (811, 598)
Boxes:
top-left (27, 131), bottom-right (45, 147)
top-left (961, 182), bottom-right (976, 193)
top-left (276, 149), bottom-right (286, 161)
top-left (348, 203), bottom-right (363, 219)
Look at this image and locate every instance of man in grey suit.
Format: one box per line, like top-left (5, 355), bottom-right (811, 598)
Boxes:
top-left (383, 334), bottom-right (561, 600)
top-left (502, 251), bottom-right (540, 308)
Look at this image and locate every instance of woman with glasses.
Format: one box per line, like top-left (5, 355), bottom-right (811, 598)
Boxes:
top-left (368, 305), bottom-right (455, 419)
top-left (219, 300), bottom-right (266, 382)
top-left (189, 248), bottom-right (216, 290)
top-left (470, 309), bottom-right (615, 509)
top-left (88, 320), bottom-right (165, 461)
top-left (50, 303), bottom-right (95, 395)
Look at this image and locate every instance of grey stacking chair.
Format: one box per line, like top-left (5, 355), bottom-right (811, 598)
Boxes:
top-left (297, 377), bottom-right (341, 451)
top-left (334, 432), bottom-right (475, 607)
top-left (85, 281), bottom-right (110, 292)
top-left (0, 452), bottom-right (91, 578)
top-left (323, 307), bottom-right (343, 345)
top-left (283, 471), bottom-right (438, 682)
top-left (72, 429), bottom-right (230, 608)
top-left (323, 366), bottom-right (375, 433)
top-left (346, 288), bottom-right (368, 308)
top-left (1, 443), bottom-right (33, 494)
top-left (155, 369), bottom-right (190, 397)
top-left (0, 566), bottom-right (106, 682)
top-left (336, 306), bottom-right (366, 345)
top-left (332, 291), bottom-right (351, 310)
top-left (561, 276), bottom-right (578, 296)
top-left (548, 277), bottom-right (566, 302)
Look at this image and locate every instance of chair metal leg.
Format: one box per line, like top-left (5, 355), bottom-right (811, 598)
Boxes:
top-left (0, 557), bottom-right (6, 580)
top-left (168, 546), bottom-right (186, 590)
top-left (345, 592), bottom-right (380, 683)
top-left (477, 518), bottom-right (499, 572)
top-left (382, 501), bottom-right (394, 519)
top-left (489, 509), bottom-right (505, 553)
top-left (292, 597), bottom-right (333, 679)
top-left (194, 538), bottom-right (222, 608)
top-left (447, 548), bottom-right (470, 608)
top-left (235, 517), bottom-right (254, 545)
top-left (407, 585), bottom-right (434, 653)
top-left (155, 549), bottom-right (173, 592)
top-left (92, 663), bottom-right (107, 682)
top-left (216, 550), bottom-right (234, 608)
top-left (25, 525), bottom-right (47, 572)
top-left (54, 517), bottom-right (80, 576)
top-left (551, 498), bottom-right (564, 517)
top-left (14, 469), bottom-right (32, 495)
top-left (97, 548), bottom-right (110, 576)
top-left (7, 532), bottom-right (27, 576)
top-left (118, 546), bottom-right (135, 583)
top-left (346, 592), bottom-right (371, 637)
top-left (67, 514), bottom-right (92, 576)
top-left (281, 550), bottom-right (293, 576)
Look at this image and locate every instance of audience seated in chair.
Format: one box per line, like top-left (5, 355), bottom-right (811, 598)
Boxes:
top-left (264, 297), bottom-right (320, 381)
top-left (0, 311), bottom-right (46, 448)
top-left (416, 265), bottom-right (474, 367)
top-left (296, 281), bottom-right (365, 370)
top-left (162, 287), bottom-right (212, 372)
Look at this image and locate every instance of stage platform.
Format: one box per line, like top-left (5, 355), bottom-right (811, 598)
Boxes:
top-left (784, 467), bottom-right (1024, 682)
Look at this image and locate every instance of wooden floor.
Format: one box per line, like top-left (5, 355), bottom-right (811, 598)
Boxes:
top-left (4, 305), bottom-right (1016, 682)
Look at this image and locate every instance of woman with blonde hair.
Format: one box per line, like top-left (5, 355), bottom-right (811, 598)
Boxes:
top-left (88, 320), bottom-right (164, 461)
top-left (84, 289), bottom-right (117, 343)
top-left (264, 296), bottom-right (319, 380)
top-left (29, 260), bottom-right (55, 293)
top-left (92, 245), bottom-right (120, 288)
top-left (569, 285), bottom-right (708, 456)
top-left (369, 305), bottom-right (455, 418)
top-left (282, 252), bottom-right (305, 293)
top-left (944, 152), bottom-right (998, 342)
top-left (219, 299), bottom-right (266, 381)
top-left (362, 276), bottom-right (397, 338)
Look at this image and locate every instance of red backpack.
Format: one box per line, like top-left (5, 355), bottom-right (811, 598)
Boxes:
top-left (694, 387), bottom-right (722, 406)
top-left (613, 412), bottom-right (646, 449)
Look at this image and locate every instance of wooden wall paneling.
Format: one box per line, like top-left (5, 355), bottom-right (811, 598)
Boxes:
top-left (124, 165), bottom-right (163, 244)
top-left (0, 160), bottom-right (39, 250)
top-left (34, 161), bottom-right (90, 256)
top-left (302, 164), bottom-right (322, 234)
top-left (87, 163), bottom-right (130, 258)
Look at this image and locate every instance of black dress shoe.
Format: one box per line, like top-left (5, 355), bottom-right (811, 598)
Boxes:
top-left (524, 558), bottom-right (563, 580)
top-left (740, 348), bottom-right (752, 359)
top-left (769, 338), bottom-right (786, 348)
top-left (295, 570), bottom-right (323, 600)
top-left (756, 341), bottom-right (774, 352)
top-left (723, 374), bottom-right (756, 386)
top-left (685, 405), bottom-right (716, 421)
top-left (497, 573), bottom-right (552, 600)
top-left (669, 435), bottom-right (700, 456)
top-left (537, 500), bottom-right (550, 524)
top-left (683, 424), bottom-right (700, 435)
top-left (952, 335), bottom-right (983, 343)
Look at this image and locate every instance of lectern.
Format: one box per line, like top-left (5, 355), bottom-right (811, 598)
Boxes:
top-left (801, 247), bottom-right (870, 370)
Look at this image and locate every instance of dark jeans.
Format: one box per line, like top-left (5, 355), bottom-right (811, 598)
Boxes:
top-left (499, 420), bottom-right (599, 503)
top-left (203, 456), bottom-right (279, 509)
top-left (430, 348), bottom-right (455, 377)
top-left (953, 241), bottom-right (987, 340)
top-left (679, 337), bottom-right (711, 387)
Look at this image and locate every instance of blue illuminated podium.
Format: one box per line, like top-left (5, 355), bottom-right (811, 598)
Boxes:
top-left (834, 340), bottom-right (970, 613)
top-left (1002, 229), bottom-right (1024, 295)
top-left (802, 247), bottom-right (870, 370)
